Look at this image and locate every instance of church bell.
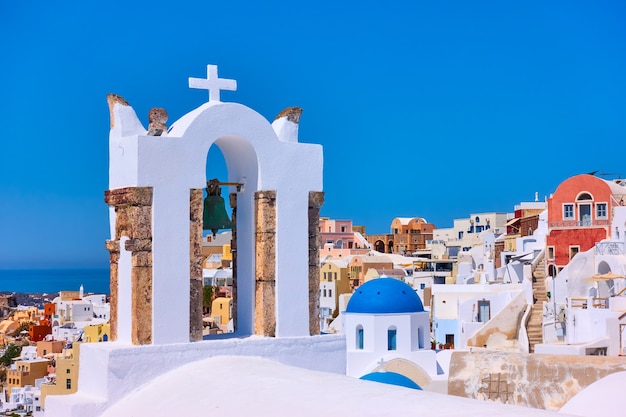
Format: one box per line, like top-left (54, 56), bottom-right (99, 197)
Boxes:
top-left (203, 182), bottom-right (234, 236)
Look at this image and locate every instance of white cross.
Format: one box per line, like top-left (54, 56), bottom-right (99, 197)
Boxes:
top-left (189, 64), bottom-right (237, 102)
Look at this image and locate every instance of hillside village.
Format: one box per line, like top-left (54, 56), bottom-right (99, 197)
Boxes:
top-left (1, 65), bottom-right (625, 416)
top-left (2, 172), bottom-right (626, 414)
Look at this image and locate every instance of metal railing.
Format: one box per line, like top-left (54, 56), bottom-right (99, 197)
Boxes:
top-left (596, 241), bottom-right (625, 255)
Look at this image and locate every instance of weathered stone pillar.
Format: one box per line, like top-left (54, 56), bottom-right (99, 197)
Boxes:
top-left (229, 192), bottom-right (238, 332)
top-left (104, 187), bottom-right (153, 345)
top-left (254, 190), bottom-right (277, 336)
top-left (308, 191), bottom-right (324, 335)
top-left (189, 189), bottom-right (204, 341)
top-left (104, 240), bottom-right (120, 340)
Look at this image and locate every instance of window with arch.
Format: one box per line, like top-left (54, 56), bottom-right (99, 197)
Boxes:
top-left (387, 326), bottom-right (397, 351)
top-left (356, 325), bottom-right (364, 350)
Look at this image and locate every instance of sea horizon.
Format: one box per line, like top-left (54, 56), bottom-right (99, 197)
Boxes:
top-left (0, 268), bottom-right (110, 295)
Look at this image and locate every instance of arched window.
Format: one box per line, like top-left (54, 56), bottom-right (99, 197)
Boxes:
top-left (356, 325), bottom-right (364, 350)
top-left (387, 326), bottom-right (397, 351)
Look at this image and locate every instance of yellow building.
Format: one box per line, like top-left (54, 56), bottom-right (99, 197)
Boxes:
top-left (6, 358), bottom-right (51, 399)
top-left (320, 261), bottom-right (351, 318)
top-left (83, 323), bottom-right (111, 342)
top-left (211, 297), bottom-right (232, 328)
top-left (40, 343), bottom-right (80, 409)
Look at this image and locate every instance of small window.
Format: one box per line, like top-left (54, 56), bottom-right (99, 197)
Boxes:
top-left (356, 325), bottom-right (364, 350)
top-left (387, 327), bottom-right (397, 351)
top-left (597, 203), bottom-right (607, 219)
top-left (570, 246), bottom-right (579, 259)
top-left (563, 204), bottom-right (574, 219)
top-left (323, 289), bottom-right (327, 297)
top-left (341, 226), bottom-right (346, 232)
top-left (547, 247), bottom-right (555, 260)
top-left (420, 283), bottom-right (426, 290)
top-left (475, 216), bottom-right (480, 223)
top-left (66, 379), bottom-right (72, 390)
top-left (328, 289), bottom-right (332, 297)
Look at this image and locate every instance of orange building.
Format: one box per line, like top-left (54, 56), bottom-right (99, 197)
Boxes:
top-left (348, 255), bottom-right (393, 289)
top-left (547, 174), bottom-right (626, 273)
top-left (367, 217), bottom-right (435, 254)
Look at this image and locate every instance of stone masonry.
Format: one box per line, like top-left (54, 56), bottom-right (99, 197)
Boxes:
top-left (308, 191), bottom-right (324, 335)
top-left (104, 186), bottom-right (153, 345)
top-left (189, 189), bottom-right (204, 341)
top-left (254, 190), bottom-right (277, 336)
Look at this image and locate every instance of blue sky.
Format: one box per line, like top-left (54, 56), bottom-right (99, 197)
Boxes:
top-left (1, 1), bottom-right (625, 269)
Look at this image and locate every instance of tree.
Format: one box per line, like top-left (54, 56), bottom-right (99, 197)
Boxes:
top-left (0, 343), bottom-right (21, 366)
top-left (203, 285), bottom-right (216, 314)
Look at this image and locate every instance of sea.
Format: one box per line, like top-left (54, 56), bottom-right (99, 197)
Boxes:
top-left (0, 268), bottom-right (110, 295)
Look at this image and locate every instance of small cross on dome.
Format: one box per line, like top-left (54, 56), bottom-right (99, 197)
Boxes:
top-left (189, 64), bottom-right (237, 102)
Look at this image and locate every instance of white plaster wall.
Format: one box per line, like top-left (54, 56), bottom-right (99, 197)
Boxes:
top-left (566, 308), bottom-right (618, 345)
top-left (109, 101), bottom-right (323, 342)
top-left (45, 335), bottom-right (346, 417)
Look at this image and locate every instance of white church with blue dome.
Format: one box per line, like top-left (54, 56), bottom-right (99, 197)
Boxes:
top-left (345, 278), bottom-right (447, 392)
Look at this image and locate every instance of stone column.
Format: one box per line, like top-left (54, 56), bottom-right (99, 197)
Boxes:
top-left (254, 190), bottom-right (277, 336)
top-left (229, 192), bottom-right (238, 332)
top-left (189, 189), bottom-right (204, 341)
top-left (308, 191), bottom-right (324, 335)
top-left (104, 240), bottom-right (120, 340)
top-left (104, 186), bottom-right (153, 345)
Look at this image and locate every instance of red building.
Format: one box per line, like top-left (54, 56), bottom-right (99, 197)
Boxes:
top-left (547, 174), bottom-right (626, 273)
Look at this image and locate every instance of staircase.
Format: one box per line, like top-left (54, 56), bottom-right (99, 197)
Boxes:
top-left (527, 254), bottom-right (547, 353)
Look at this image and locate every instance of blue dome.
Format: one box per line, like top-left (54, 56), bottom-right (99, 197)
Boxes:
top-left (360, 371), bottom-right (422, 390)
top-left (346, 278), bottom-right (424, 314)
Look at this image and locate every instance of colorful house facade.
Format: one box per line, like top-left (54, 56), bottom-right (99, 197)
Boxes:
top-left (547, 174), bottom-right (626, 273)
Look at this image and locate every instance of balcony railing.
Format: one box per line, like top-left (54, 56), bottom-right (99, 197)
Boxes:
top-left (596, 241), bottom-right (625, 256)
top-left (549, 219), bottom-right (609, 228)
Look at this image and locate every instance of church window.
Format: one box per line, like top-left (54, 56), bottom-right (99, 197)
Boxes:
top-left (387, 327), bottom-right (397, 350)
top-left (328, 289), bottom-right (332, 297)
top-left (323, 289), bottom-right (327, 297)
top-left (356, 325), bottom-right (364, 350)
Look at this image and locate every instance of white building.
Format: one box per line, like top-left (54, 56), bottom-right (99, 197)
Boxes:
top-left (536, 209), bottom-right (626, 356)
top-left (433, 212), bottom-right (509, 256)
top-left (2, 384), bottom-right (43, 414)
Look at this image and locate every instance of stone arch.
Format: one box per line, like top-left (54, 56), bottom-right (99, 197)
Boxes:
top-left (106, 98), bottom-right (323, 345)
top-left (373, 240), bottom-right (385, 253)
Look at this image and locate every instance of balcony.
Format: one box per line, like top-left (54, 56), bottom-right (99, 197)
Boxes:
top-left (596, 241), bottom-right (625, 256)
top-left (549, 219), bottom-right (609, 229)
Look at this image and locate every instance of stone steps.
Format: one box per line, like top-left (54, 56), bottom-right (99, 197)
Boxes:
top-left (527, 254), bottom-right (547, 353)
